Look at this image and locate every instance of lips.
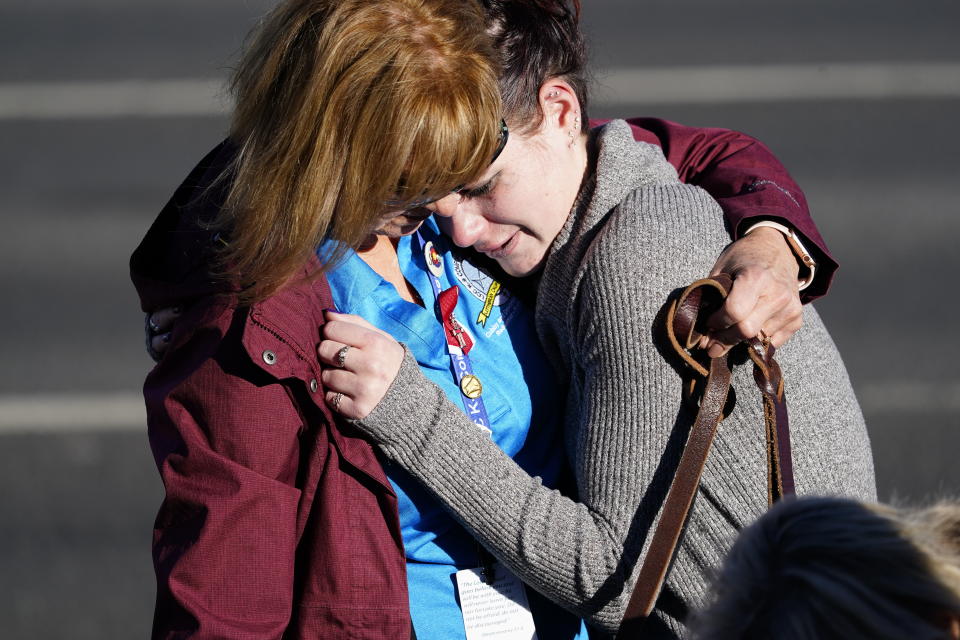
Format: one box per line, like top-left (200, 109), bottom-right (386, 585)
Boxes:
top-left (480, 231), bottom-right (519, 258)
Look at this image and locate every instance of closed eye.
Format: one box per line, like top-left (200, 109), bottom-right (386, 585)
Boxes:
top-left (458, 173), bottom-right (498, 199)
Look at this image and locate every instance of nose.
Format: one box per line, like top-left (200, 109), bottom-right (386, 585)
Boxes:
top-left (430, 197), bottom-right (486, 248)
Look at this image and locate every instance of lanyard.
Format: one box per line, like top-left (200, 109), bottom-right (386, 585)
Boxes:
top-left (413, 231), bottom-right (492, 434)
top-left (414, 231), bottom-right (499, 582)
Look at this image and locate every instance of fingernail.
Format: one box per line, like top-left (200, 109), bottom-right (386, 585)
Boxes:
top-left (161, 332), bottom-right (171, 343)
top-left (148, 318), bottom-right (161, 333)
top-left (172, 306), bottom-right (183, 315)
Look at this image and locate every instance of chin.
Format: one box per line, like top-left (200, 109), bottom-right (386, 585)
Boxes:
top-left (500, 258), bottom-right (544, 279)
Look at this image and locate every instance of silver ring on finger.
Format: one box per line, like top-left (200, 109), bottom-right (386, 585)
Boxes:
top-left (335, 345), bottom-right (351, 369)
top-left (332, 392), bottom-right (343, 411)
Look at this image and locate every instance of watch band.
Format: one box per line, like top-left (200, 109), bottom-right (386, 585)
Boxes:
top-left (744, 220), bottom-right (817, 291)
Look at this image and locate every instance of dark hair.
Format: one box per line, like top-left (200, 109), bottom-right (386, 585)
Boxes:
top-left (690, 497), bottom-right (960, 640)
top-left (482, 0), bottom-right (588, 135)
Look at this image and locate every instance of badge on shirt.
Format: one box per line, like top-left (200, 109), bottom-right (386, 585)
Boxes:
top-left (455, 563), bottom-right (539, 640)
top-left (453, 256), bottom-right (513, 322)
top-left (477, 281), bottom-right (502, 327)
top-left (459, 374), bottom-right (483, 399)
top-left (424, 240), bottom-right (444, 277)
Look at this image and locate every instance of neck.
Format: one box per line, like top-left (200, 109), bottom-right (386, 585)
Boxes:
top-left (561, 134), bottom-right (596, 229)
top-left (357, 234), bottom-right (423, 306)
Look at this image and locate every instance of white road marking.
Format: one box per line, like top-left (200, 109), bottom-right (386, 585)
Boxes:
top-left (1, 62), bottom-right (958, 120)
top-left (0, 392), bottom-right (146, 434)
top-left (0, 380), bottom-right (954, 435)
top-left (0, 78), bottom-right (229, 120)
top-left (856, 380), bottom-right (960, 414)
top-left (596, 62), bottom-right (960, 105)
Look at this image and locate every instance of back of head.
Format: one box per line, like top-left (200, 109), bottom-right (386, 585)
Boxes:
top-left (691, 496), bottom-right (960, 640)
top-left (217, 0), bottom-right (502, 303)
top-left (481, 0), bottom-right (588, 134)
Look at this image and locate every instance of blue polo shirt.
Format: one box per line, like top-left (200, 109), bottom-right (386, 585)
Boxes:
top-left (323, 218), bottom-right (588, 639)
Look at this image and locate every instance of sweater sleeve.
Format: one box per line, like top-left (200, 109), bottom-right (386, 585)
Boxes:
top-left (354, 350), bottom-right (639, 633)
top-left (351, 185), bottom-right (720, 634)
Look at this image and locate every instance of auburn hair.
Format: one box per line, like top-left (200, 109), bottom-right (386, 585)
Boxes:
top-left (215, 0), bottom-right (502, 303)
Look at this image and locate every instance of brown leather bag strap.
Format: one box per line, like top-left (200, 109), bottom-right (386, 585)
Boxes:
top-left (745, 334), bottom-right (795, 502)
top-left (616, 275), bottom-right (795, 635)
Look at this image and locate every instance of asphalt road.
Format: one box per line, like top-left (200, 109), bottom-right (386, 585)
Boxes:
top-left (0, 1), bottom-right (958, 637)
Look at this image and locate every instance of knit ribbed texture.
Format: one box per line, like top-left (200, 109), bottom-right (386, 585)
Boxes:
top-left (355, 120), bottom-right (876, 637)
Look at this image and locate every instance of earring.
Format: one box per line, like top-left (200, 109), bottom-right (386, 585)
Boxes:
top-left (568, 114), bottom-right (581, 147)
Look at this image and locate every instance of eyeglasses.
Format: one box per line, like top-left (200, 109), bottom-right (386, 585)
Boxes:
top-left (386, 119), bottom-right (509, 210)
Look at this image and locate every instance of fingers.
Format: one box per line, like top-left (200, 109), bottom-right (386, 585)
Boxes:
top-left (145, 306), bottom-right (183, 362)
top-left (703, 302), bottom-right (802, 357)
top-left (319, 321), bottom-right (396, 369)
top-left (318, 315), bottom-right (405, 420)
top-left (149, 306), bottom-right (183, 333)
top-left (317, 339), bottom-right (351, 369)
top-left (322, 314), bottom-right (393, 347)
top-left (319, 349), bottom-right (398, 419)
top-left (700, 269), bottom-right (803, 357)
top-left (701, 228), bottom-right (806, 356)
top-left (150, 331), bottom-right (173, 358)
top-left (323, 310), bottom-right (391, 338)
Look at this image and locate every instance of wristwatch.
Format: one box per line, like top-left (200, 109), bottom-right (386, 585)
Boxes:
top-left (744, 220), bottom-right (817, 291)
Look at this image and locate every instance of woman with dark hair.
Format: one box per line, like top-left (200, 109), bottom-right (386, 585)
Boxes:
top-left (320, 1), bottom-right (876, 637)
top-left (138, 0), bottom-right (851, 637)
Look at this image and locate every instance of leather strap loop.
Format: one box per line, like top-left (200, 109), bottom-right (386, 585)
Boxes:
top-left (617, 274), bottom-right (795, 634)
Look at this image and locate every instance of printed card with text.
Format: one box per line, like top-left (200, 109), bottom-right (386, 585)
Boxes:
top-left (456, 563), bottom-right (539, 640)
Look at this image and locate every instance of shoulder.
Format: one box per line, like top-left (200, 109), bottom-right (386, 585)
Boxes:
top-left (594, 120), bottom-right (679, 192)
top-left (589, 183), bottom-right (728, 285)
top-left (145, 256), bottom-right (334, 476)
top-left (131, 140), bottom-right (237, 310)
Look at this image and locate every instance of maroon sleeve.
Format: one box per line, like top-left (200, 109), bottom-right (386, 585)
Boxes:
top-left (145, 304), bottom-right (307, 639)
top-left (591, 117), bottom-right (837, 301)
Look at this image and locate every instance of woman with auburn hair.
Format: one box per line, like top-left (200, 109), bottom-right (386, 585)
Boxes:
top-left (690, 497), bottom-right (960, 640)
top-left (319, 0), bottom-right (875, 636)
top-left (132, 0), bottom-right (504, 637)
top-left (137, 0), bottom-right (850, 637)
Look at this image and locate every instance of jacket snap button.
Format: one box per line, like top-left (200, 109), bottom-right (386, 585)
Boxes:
top-left (310, 378), bottom-right (319, 393)
top-left (262, 350), bottom-right (277, 365)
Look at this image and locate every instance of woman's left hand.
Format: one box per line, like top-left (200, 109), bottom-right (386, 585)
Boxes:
top-left (701, 226), bottom-right (804, 356)
top-left (318, 311), bottom-right (405, 420)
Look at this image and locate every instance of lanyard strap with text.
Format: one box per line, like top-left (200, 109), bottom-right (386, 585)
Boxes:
top-left (414, 231), bottom-right (492, 434)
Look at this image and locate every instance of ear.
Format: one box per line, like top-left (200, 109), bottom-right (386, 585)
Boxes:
top-left (537, 78), bottom-right (582, 137)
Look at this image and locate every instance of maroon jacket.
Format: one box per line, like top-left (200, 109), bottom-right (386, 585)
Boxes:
top-left (131, 119), bottom-right (834, 639)
top-left (132, 143), bottom-right (410, 639)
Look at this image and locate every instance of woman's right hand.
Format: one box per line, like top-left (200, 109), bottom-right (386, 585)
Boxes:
top-left (145, 306), bottom-right (183, 361)
top-left (318, 311), bottom-right (405, 420)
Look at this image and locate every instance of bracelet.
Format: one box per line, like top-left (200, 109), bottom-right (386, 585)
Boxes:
top-left (744, 220), bottom-right (817, 291)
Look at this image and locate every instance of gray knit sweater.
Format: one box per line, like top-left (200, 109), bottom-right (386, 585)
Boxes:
top-left (355, 120), bottom-right (876, 637)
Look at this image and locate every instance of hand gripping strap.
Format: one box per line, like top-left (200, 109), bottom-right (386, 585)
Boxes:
top-left (617, 275), bottom-right (794, 635)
